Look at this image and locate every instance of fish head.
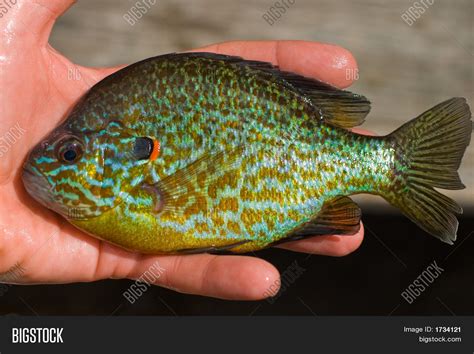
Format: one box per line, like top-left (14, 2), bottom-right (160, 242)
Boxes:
top-left (22, 118), bottom-right (150, 220)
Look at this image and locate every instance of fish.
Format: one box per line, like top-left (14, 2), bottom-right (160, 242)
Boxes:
top-left (22, 52), bottom-right (472, 254)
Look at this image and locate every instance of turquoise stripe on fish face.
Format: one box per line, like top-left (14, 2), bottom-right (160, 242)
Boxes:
top-left (23, 119), bottom-right (157, 220)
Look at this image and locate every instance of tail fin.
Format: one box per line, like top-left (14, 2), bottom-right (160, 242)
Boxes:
top-left (387, 97), bottom-right (472, 244)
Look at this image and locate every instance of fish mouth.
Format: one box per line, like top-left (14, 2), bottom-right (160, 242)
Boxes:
top-left (21, 166), bottom-right (68, 217)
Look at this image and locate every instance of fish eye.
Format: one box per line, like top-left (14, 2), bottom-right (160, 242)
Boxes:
top-left (133, 137), bottom-right (155, 160)
top-left (56, 138), bottom-right (84, 164)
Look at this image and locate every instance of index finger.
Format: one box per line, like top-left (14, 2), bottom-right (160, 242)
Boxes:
top-left (191, 40), bottom-right (358, 88)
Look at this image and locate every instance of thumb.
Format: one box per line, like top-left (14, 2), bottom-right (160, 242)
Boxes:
top-left (2, 0), bottom-right (76, 47)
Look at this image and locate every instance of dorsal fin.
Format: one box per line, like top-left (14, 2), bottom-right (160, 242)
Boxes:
top-left (279, 76), bottom-right (371, 128)
top-left (183, 52), bottom-right (371, 128)
top-left (274, 196), bottom-right (362, 244)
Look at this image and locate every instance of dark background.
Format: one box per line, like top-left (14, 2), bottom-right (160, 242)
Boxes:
top-left (2, 213), bottom-right (473, 315)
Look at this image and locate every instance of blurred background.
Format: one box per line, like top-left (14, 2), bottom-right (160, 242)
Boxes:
top-left (2, 0), bottom-right (473, 315)
top-left (48, 0), bottom-right (473, 209)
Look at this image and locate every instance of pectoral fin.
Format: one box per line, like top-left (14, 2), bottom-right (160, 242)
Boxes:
top-left (142, 147), bottom-right (244, 217)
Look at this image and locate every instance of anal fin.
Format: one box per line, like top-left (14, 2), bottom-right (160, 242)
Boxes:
top-left (281, 196), bottom-right (362, 243)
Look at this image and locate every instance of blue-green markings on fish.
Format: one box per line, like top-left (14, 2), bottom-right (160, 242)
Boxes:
top-left (22, 53), bottom-right (472, 253)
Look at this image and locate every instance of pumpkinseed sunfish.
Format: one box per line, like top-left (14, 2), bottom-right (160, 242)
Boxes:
top-left (22, 53), bottom-right (472, 253)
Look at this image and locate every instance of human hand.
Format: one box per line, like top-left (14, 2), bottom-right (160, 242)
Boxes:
top-left (0, 0), bottom-right (363, 300)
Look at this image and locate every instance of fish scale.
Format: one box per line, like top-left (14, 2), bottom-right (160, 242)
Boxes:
top-left (22, 53), bottom-right (472, 253)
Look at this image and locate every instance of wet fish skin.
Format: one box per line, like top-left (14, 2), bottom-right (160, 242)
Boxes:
top-left (22, 53), bottom-right (472, 253)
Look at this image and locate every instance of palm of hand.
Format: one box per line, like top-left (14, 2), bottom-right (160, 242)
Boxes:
top-left (0, 0), bottom-right (363, 300)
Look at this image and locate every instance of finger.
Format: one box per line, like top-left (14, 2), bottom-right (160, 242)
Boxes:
top-left (6, 0), bottom-right (76, 46)
top-left (352, 128), bottom-right (377, 136)
top-left (12, 229), bottom-right (280, 300)
top-left (191, 40), bottom-right (358, 88)
top-left (277, 223), bottom-right (365, 257)
top-left (94, 243), bottom-right (280, 300)
top-left (88, 40), bottom-right (358, 91)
